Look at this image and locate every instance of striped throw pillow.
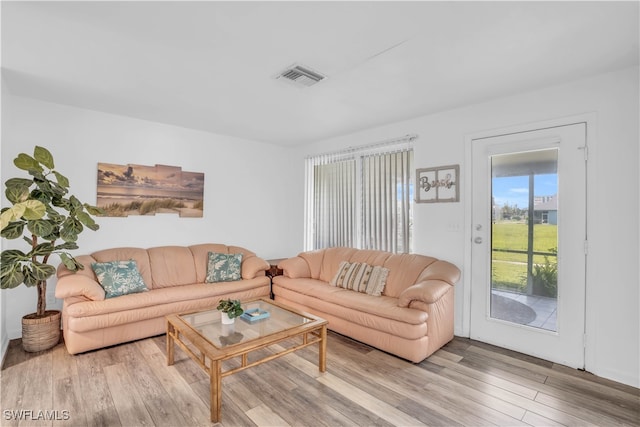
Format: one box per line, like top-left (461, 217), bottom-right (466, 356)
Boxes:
top-left (330, 261), bottom-right (389, 296)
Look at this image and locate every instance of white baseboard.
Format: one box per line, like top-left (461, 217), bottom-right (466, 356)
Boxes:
top-left (590, 366), bottom-right (640, 389)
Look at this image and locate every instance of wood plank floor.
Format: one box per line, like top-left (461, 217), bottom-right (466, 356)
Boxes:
top-left (1, 333), bottom-right (638, 426)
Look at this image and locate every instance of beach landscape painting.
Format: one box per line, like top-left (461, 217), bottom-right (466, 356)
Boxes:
top-left (97, 163), bottom-right (204, 217)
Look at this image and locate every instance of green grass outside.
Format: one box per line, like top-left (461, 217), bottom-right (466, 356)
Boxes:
top-left (492, 261), bottom-right (528, 292)
top-left (491, 222), bottom-right (557, 292)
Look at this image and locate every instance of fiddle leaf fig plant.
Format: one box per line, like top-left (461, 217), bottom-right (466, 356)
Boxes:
top-left (0, 146), bottom-right (103, 317)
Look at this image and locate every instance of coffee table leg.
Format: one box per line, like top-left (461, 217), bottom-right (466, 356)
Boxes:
top-left (319, 325), bottom-right (327, 372)
top-left (166, 322), bottom-right (175, 366)
top-left (210, 359), bottom-right (222, 422)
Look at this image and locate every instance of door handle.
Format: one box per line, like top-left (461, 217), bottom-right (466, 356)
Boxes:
top-left (474, 237), bottom-right (483, 244)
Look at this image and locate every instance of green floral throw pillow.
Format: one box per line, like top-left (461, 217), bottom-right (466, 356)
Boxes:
top-left (206, 252), bottom-right (243, 283)
top-left (91, 260), bottom-right (149, 299)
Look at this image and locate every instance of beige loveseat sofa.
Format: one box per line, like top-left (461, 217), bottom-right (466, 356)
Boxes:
top-left (272, 247), bottom-right (460, 362)
top-left (55, 244), bottom-right (270, 354)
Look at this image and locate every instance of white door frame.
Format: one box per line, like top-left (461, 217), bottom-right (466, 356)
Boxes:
top-left (462, 113), bottom-right (597, 369)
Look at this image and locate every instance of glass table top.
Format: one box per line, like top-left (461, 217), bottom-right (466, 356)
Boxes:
top-left (179, 299), bottom-right (312, 348)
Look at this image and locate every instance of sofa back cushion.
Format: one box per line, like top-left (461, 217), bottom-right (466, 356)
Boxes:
top-left (299, 249), bottom-right (326, 280)
top-left (318, 247), bottom-right (358, 282)
top-left (349, 249), bottom-right (393, 267)
top-left (304, 247), bottom-right (440, 298)
top-left (382, 254), bottom-right (437, 298)
top-left (90, 247), bottom-right (153, 289)
top-left (148, 246), bottom-right (196, 288)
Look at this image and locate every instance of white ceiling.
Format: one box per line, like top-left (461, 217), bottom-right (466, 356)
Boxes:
top-left (2, 1), bottom-right (638, 146)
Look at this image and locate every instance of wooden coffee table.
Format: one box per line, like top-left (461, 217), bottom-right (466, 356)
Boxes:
top-left (166, 298), bottom-right (328, 422)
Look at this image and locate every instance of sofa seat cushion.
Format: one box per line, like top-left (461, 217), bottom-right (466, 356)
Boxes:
top-left (273, 277), bottom-right (428, 340)
top-left (66, 276), bottom-right (269, 319)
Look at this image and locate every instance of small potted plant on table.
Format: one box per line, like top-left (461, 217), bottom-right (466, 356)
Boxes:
top-left (216, 299), bottom-right (243, 324)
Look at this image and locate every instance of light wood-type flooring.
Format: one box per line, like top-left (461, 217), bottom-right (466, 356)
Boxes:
top-left (1, 332), bottom-right (638, 426)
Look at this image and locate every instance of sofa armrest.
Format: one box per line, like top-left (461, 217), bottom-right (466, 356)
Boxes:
top-left (279, 257), bottom-right (311, 279)
top-left (55, 274), bottom-right (105, 301)
top-left (242, 256), bottom-right (270, 279)
top-left (398, 280), bottom-right (452, 308)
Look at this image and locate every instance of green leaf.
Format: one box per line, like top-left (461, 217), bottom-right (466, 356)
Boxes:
top-left (14, 153), bottom-right (42, 172)
top-left (1, 204), bottom-right (25, 227)
top-left (44, 206), bottom-right (63, 223)
top-left (53, 171), bottom-right (69, 188)
top-left (69, 195), bottom-right (82, 212)
top-left (21, 200), bottom-right (46, 220)
top-left (27, 219), bottom-right (55, 237)
top-left (30, 170), bottom-right (45, 181)
top-left (5, 178), bottom-right (33, 188)
top-left (1, 221), bottom-right (25, 239)
top-left (29, 242), bottom-right (55, 257)
top-left (59, 253), bottom-right (82, 271)
top-left (35, 178), bottom-right (64, 198)
top-left (0, 264), bottom-right (24, 289)
top-left (59, 223), bottom-right (78, 242)
top-left (1, 210), bottom-right (14, 231)
top-left (22, 266), bottom-right (39, 287)
top-left (84, 204), bottom-right (106, 216)
top-left (5, 186), bottom-right (30, 204)
top-left (21, 263), bottom-right (56, 287)
top-left (49, 181), bottom-right (68, 197)
top-left (77, 211), bottom-right (99, 231)
top-left (30, 262), bottom-right (56, 280)
top-left (54, 242), bottom-right (79, 251)
top-left (0, 201), bottom-right (43, 231)
top-left (30, 189), bottom-right (52, 204)
top-left (34, 146), bottom-right (55, 169)
top-left (1, 249), bottom-right (29, 264)
top-left (51, 197), bottom-right (70, 210)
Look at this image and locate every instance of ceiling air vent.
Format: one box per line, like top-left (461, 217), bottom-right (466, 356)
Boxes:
top-left (277, 64), bottom-right (326, 88)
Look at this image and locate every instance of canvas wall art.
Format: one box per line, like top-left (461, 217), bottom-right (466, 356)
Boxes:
top-left (97, 163), bottom-right (204, 217)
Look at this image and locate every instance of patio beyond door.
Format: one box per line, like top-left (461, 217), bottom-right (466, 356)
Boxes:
top-left (469, 124), bottom-right (587, 369)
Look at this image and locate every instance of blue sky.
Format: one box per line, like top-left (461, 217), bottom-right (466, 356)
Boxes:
top-left (492, 174), bottom-right (557, 208)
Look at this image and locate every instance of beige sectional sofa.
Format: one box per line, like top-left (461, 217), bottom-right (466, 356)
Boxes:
top-left (55, 243), bottom-right (270, 354)
top-left (272, 247), bottom-right (460, 362)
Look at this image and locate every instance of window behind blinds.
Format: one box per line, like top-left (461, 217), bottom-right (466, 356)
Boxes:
top-left (304, 135), bottom-right (415, 253)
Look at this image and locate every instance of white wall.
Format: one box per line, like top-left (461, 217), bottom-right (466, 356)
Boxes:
top-left (0, 94), bottom-right (300, 344)
top-left (296, 66), bottom-right (639, 387)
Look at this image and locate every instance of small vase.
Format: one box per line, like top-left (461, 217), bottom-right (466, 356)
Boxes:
top-left (220, 312), bottom-right (235, 325)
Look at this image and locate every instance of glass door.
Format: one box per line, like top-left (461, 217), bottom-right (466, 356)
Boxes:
top-left (470, 124), bottom-right (586, 369)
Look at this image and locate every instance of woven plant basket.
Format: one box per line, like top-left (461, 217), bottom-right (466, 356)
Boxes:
top-left (22, 310), bottom-right (61, 352)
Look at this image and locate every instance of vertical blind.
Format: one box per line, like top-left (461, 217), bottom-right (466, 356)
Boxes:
top-left (304, 135), bottom-right (416, 253)
top-left (361, 149), bottom-right (413, 252)
top-left (313, 159), bottom-right (356, 248)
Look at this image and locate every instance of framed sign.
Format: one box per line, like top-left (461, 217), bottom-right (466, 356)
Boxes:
top-left (416, 164), bottom-right (459, 203)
